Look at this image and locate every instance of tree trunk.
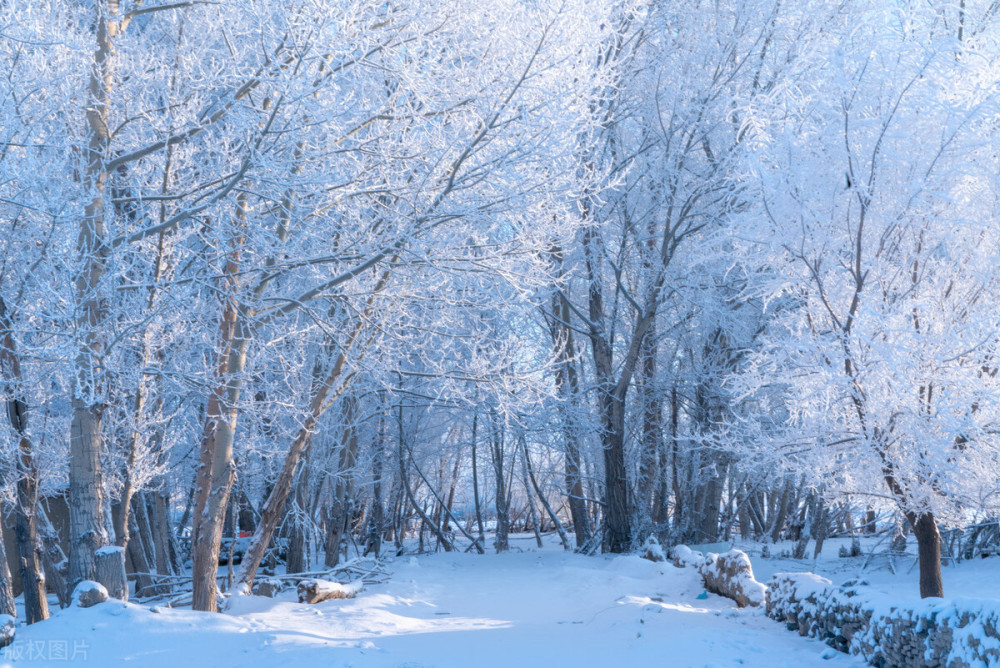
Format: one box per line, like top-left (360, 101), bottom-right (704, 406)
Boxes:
top-left (600, 390), bottom-right (631, 552)
top-left (68, 0), bottom-right (123, 597)
top-left (695, 462), bottom-right (726, 543)
top-left (471, 414), bottom-right (486, 549)
top-left (236, 419), bottom-right (316, 592)
top-left (769, 480), bottom-right (792, 543)
top-left (325, 398), bottom-right (359, 568)
top-left (864, 507), bottom-right (877, 534)
top-left (490, 417), bottom-right (510, 553)
top-left (0, 296), bottom-right (48, 623)
top-left (124, 509), bottom-right (155, 596)
top-left (0, 536), bottom-right (15, 619)
top-left (544, 249), bottom-right (591, 548)
top-left (522, 436), bottom-right (569, 550)
top-left (399, 438), bottom-right (453, 553)
top-left (190, 200), bottom-right (249, 612)
top-left (37, 504), bottom-right (69, 609)
top-left (670, 386), bottom-right (684, 535)
top-left (364, 429), bottom-right (385, 558)
top-left (911, 511), bottom-right (943, 598)
top-left (519, 438), bottom-right (543, 548)
top-left (811, 497), bottom-right (828, 560)
top-left (442, 452), bottom-right (461, 534)
top-left (285, 461), bottom-right (310, 574)
top-left (637, 318), bottom-right (662, 530)
top-left (152, 490), bottom-right (176, 575)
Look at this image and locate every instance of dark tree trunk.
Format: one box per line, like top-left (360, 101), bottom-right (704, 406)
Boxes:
top-left (150, 490), bottom-right (176, 575)
top-left (769, 480), bottom-right (792, 543)
top-left (364, 421), bottom-right (386, 558)
top-left (285, 468), bottom-right (310, 575)
top-left (599, 391), bottom-right (630, 553)
top-left (37, 504), bottom-right (69, 609)
top-left (490, 416), bottom-right (510, 553)
top-left (0, 535), bottom-right (15, 619)
top-left (911, 512), bottom-right (943, 598)
top-left (637, 321), bottom-right (661, 529)
top-left (864, 507), bottom-right (877, 534)
top-left (471, 414), bottom-right (486, 549)
top-left (441, 453), bottom-right (460, 534)
top-left (543, 256), bottom-right (591, 548)
top-left (124, 511), bottom-right (155, 596)
top-left (1, 298), bottom-right (48, 622)
top-left (325, 411), bottom-right (358, 568)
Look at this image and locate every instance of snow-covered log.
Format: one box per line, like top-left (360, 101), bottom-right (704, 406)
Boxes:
top-left (296, 579), bottom-right (363, 604)
top-left (72, 580), bottom-right (109, 608)
top-left (670, 546), bottom-right (766, 608)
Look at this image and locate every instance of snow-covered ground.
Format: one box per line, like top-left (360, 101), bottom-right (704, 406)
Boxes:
top-left (1, 534), bottom-right (862, 668)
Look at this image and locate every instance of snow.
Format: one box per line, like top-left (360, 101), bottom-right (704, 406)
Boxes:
top-left (1, 536), bottom-right (860, 667)
top-left (95, 546), bottom-right (125, 556)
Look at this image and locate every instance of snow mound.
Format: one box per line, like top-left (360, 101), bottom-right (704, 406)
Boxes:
top-left (72, 580), bottom-right (109, 608)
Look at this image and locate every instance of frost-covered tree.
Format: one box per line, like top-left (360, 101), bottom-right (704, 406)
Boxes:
top-left (745, 2), bottom-right (1000, 597)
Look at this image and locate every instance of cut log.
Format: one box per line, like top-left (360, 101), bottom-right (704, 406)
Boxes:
top-left (296, 578), bottom-right (363, 604)
top-left (95, 546), bottom-right (128, 601)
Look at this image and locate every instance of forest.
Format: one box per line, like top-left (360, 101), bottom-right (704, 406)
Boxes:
top-left (2, 1), bottom-right (1000, 666)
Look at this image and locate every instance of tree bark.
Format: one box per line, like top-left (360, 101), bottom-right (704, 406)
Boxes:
top-left (364, 427), bottom-right (385, 558)
top-left (0, 296), bottom-right (48, 623)
top-left (544, 246), bottom-right (591, 548)
top-left (522, 436), bottom-right (569, 549)
top-left (471, 414), bottom-right (486, 549)
top-left (324, 397), bottom-right (359, 568)
top-left (598, 389), bottom-right (631, 552)
top-left (152, 490), bottom-right (176, 575)
top-left (95, 547), bottom-right (128, 601)
top-left (68, 0), bottom-right (125, 596)
top-left (37, 504), bottom-right (69, 609)
top-left (911, 512), bottom-right (943, 598)
top-left (519, 438), bottom-right (544, 548)
top-left (0, 536), bottom-right (15, 619)
top-left (489, 416), bottom-right (510, 553)
top-left (190, 195), bottom-right (252, 612)
top-left (124, 509), bottom-right (155, 596)
top-left (285, 463), bottom-right (310, 574)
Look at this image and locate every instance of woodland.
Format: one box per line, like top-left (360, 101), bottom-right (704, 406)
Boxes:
top-left (1, 0), bottom-right (1000, 642)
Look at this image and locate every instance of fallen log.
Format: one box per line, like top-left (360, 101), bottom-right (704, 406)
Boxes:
top-left (296, 579), bottom-right (363, 604)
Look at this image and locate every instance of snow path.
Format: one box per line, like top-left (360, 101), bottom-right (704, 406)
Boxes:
top-left (2, 545), bottom-right (862, 667)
